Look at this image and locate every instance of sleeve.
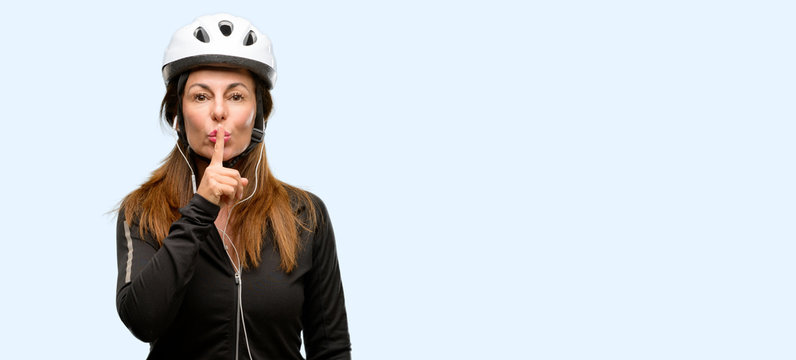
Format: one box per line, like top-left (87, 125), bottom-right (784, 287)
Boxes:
top-left (302, 196), bottom-right (352, 360)
top-left (115, 194), bottom-right (220, 342)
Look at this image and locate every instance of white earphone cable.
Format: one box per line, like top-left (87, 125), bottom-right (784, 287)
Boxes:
top-left (219, 142), bottom-right (263, 360)
top-left (174, 118), bottom-right (263, 360)
top-left (173, 119), bottom-right (197, 193)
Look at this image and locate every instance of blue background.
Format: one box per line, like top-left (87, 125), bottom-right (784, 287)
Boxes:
top-left (1, 0), bottom-right (794, 358)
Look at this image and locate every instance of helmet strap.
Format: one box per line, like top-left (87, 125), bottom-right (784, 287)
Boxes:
top-left (175, 73), bottom-right (191, 149)
top-left (250, 81), bottom-right (266, 144)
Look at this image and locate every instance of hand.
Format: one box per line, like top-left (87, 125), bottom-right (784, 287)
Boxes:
top-left (196, 125), bottom-right (249, 207)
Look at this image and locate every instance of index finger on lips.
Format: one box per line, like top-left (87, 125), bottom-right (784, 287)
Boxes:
top-left (210, 124), bottom-right (225, 167)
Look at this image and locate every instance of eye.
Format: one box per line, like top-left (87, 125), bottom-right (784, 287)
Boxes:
top-left (229, 93), bottom-right (244, 101)
top-left (193, 93), bottom-right (209, 102)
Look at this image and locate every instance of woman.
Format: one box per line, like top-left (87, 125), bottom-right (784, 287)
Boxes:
top-left (115, 14), bottom-right (351, 359)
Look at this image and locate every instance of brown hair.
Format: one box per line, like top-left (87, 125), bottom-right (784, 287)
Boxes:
top-left (119, 70), bottom-right (315, 272)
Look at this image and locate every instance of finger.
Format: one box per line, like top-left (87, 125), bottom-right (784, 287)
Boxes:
top-left (215, 167), bottom-right (242, 179)
top-left (214, 183), bottom-right (237, 201)
top-left (221, 183), bottom-right (240, 207)
top-left (213, 168), bottom-right (243, 189)
top-left (210, 124), bottom-right (226, 166)
top-left (213, 174), bottom-right (241, 190)
top-left (237, 177), bottom-right (249, 200)
top-left (214, 175), bottom-right (245, 198)
top-left (230, 176), bottom-right (247, 201)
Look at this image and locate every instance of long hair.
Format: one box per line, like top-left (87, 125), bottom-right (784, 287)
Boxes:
top-left (119, 70), bottom-right (315, 272)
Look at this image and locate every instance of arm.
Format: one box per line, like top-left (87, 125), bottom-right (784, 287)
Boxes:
top-left (302, 196), bottom-right (352, 359)
top-left (115, 194), bottom-right (219, 342)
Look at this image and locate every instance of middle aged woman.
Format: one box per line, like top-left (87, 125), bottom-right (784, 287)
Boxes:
top-left (115, 13), bottom-right (351, 359)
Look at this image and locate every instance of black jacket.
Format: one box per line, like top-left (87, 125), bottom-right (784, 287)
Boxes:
top-left (116, 193), bottom-right (351, 359)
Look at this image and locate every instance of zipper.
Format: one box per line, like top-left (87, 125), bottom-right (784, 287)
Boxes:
top-left (234, 272), bottom-right (241, 360)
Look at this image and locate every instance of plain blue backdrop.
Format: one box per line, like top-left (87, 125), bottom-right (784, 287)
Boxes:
top-left (1, 0), bottom-right (794, 358)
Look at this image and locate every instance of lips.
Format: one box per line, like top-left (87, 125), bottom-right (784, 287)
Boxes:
top-left (208, 129), bottom-right (231, 142)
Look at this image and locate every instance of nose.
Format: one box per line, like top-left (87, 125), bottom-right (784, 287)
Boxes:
top-left (211, 98), bottom-right (227, 122)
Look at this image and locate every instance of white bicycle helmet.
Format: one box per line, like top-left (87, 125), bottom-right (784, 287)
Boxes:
top-left (162, 13), bottom-right (276, 89)
top-left (163, 14), bottom-right (275, 166)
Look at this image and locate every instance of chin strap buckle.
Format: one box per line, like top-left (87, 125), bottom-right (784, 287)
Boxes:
top-left (250, 125), bottom-right (265, 144)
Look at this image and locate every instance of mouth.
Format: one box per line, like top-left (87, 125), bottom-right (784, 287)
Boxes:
top-left (208, 130), bottom-right (231, 142)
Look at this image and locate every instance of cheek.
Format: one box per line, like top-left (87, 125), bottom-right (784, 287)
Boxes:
top-left (182, 110), bottom-right (206, 142)
top-left (245, 107), bottom-right (255, 127)
top-left (184, 115), bottom-right (203, 135)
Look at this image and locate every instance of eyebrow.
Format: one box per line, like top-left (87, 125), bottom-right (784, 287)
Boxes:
top-left (187, 82), bottom-right (251, 92)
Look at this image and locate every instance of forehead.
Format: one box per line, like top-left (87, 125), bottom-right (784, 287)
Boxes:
top-left (185, 67), bottom-right (255, 88)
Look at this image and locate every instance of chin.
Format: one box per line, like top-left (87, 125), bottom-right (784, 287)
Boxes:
top-left (225, 149), bottom-right (245, 161)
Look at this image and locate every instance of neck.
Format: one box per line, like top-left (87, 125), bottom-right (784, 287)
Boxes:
top-left (191, 150), bottom-right (244, 182)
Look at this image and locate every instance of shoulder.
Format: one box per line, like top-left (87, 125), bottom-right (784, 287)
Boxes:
top-left (115, 206), bottom-right (161, 249)
top-left (116, 205), bottom-right (136, 228)
top-left (284, 185), bottom-right (330, 225)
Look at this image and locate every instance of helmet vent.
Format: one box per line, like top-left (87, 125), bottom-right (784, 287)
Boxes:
top-left (193, 27), bottom-right (209, 43)
top-left (243, 30), bottom-right (257, 46)
top-left (219, 20), bottom-right (233, 36)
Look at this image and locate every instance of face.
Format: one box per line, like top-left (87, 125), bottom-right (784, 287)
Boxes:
top-left (182, 67), bottom-right (257, 161)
